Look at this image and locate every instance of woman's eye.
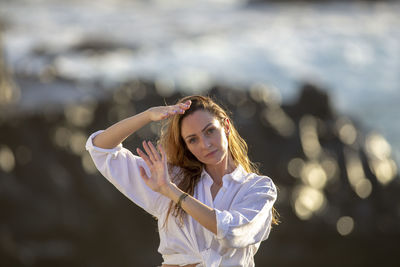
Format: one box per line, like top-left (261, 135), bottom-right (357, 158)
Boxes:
top-left (188, 138), bottom-right (197, 144)
top-left (206, 128), bottom-right (215, 134)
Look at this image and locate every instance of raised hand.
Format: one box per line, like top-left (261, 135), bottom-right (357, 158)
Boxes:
top-left (136, 141), bottom-right (171, 195)
top-left (147, 100), bottom-right (191, 122)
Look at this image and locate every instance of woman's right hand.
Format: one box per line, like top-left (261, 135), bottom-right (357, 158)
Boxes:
top-left (146, 100), bottom-right (192, 122)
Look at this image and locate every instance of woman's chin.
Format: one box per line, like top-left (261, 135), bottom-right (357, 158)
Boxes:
top-left (202, 154), bottom-right (225, 166)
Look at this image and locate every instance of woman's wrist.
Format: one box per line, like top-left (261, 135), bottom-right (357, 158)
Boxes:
top-left (177, 192), bottom-right (189, 208)
top-left (162, 182), bottom-right (182, 203)
top-left (142, 109), bottom-right (153, 122)
top-left (145, 107), bottom-right (162, 122)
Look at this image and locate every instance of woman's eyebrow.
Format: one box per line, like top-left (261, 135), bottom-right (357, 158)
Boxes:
top-left (184, 123), bottom-right (213, 140)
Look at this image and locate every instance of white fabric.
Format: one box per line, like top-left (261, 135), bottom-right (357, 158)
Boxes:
top-left (86, 130), bottom-right (277, 267)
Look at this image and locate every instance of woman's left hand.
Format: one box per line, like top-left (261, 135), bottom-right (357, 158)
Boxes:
top-left (137, 141), bottom-right (172, 196)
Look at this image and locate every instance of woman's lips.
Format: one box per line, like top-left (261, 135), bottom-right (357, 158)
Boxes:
top-left (205, 150), bottom-right (217, 157)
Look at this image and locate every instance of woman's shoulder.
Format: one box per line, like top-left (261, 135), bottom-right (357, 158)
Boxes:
top-left (232, 171), bottom-right (277, 206)
top-left (243, 171), bottom-right (276, 191)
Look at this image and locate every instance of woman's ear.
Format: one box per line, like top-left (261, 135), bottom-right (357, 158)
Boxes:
top-left (224, 118), bottom-right (230, 136)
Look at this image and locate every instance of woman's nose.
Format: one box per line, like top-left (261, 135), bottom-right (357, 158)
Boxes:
top-left (201, 137), bottom-right (211, 148)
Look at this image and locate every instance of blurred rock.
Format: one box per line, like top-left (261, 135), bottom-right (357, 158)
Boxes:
top-left (0, 78), bottom-right (399, 267)
top-left (288, 83), bottom-right (335, 120)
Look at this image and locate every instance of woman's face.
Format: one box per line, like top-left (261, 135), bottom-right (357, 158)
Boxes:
top-left (180, 110), bottom-right (229, 166)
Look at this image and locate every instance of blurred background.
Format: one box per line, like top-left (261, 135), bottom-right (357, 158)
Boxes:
top-left (0, 0), bottom-right (399, 266)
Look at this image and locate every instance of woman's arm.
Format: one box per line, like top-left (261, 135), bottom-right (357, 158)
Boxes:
top-left (85, 100), bottom-right (192, 217)
top-left (137, 140), bottom-right (218, 234)
top-left (93, 101), bottom-right (191, 149)
top-left (167, 182), bottom-right (218, 235)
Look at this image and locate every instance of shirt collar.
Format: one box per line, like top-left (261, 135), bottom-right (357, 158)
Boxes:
top-left (201, 164), bottom-right (248, 184)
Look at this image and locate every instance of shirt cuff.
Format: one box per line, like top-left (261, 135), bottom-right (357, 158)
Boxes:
top-left (85, 130), bottom-right (123, 154)
top-left (215, 208), bottom-right (232, 240)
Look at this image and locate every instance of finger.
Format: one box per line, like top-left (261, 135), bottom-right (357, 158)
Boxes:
top-left (167, 106), bottom-right (180, 115)
top-left (160, 109), bottom-right (176, 120)
top-left (178, 101), bottom-right (191, 110)
top-left (148, 141), bottom-right (161, 161)
top-left (142, 140), bottom-right (156, 162)
top-left (161, 111), bottom-right (170, 119)
top-left (173, 105), bottom-right (185, 114)
top-left (136, 148), bottom-right (153, 165)
top-left (158, 144), bottom-right (166, 163)
top-left (139, 166), bottom-right (150, 182)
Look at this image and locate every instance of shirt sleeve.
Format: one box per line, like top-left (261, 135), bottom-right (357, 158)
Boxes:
top-left (214, 176), bottom-right (277, 249)
top-left (85, 130), bottom-right (168, 217)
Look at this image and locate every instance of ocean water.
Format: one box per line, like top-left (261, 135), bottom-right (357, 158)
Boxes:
top-left (0, 0), bottom-right (399, 162)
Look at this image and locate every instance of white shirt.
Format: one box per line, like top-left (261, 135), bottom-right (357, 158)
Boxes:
top-left (86, 130), bottom-right (277, 267)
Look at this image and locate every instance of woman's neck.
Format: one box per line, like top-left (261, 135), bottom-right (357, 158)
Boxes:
top-left (205, 153), bottom-right (236, 185)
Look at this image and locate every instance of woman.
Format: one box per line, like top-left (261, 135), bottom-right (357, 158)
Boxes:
top-left (86, 95), bottom-right (278, 267)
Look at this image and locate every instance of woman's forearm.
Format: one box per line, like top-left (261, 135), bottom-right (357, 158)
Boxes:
top-left (92, 101), bottom-right (190, 149)
top-left (166, 183), bottom-right (217, 235)
top-left (92, 101), bottom-right (191, 149)
top-left (93, 110), bottom-right (151, 149)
